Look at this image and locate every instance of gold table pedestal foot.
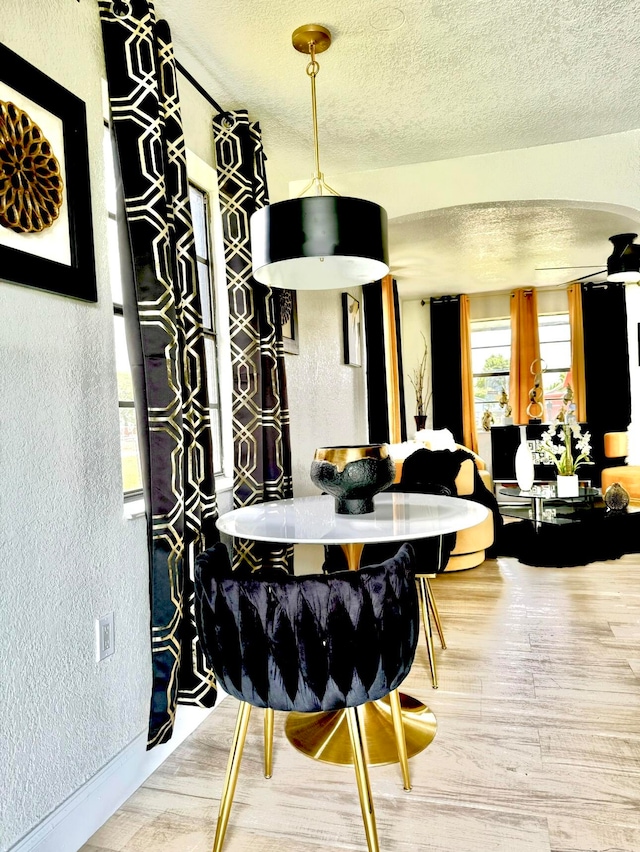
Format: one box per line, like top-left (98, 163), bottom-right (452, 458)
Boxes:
top-left (285, 692), bottom-right (437, 765)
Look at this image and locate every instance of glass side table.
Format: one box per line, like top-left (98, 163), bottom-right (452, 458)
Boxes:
top-left (499, 483), bottom-right (600, 529)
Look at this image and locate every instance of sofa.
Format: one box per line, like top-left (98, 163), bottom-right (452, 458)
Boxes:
top-left (388, 439), bottom-right (500, 572)
top-left (601, 432), bottom-right (640, 500)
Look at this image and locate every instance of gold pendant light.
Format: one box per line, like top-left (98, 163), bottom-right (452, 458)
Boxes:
top-left (250, 25), bottom-right (389, 290)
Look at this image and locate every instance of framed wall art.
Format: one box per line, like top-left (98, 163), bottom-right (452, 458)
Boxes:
top-left (279, 289), bottom-right (299, 354)
top-left (342, 292), bottom-right (362, 367)
top-left (0, 42), bottom-right (97, 302)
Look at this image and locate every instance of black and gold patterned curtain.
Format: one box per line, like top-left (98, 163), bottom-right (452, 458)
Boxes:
top-left (212, 112), bottom-right (293, 572)
top-left (100, 0), bottom-right (218, 748)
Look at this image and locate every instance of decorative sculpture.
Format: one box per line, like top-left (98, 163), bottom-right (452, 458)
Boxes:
top-left (557, 384), bottom-right (575, 423)
top-left (526, 358), bottom-right (545, 422)
top-left (0, 100), bottom-right (64, 233)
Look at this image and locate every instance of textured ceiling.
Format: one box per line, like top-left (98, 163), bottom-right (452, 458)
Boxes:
top-left (157, 0), bottom-right (640, 297)
top-left (389, 203), bottom-right (640, 299)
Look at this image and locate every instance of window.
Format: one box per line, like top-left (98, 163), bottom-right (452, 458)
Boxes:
top-left (189, 182), bottom-right (223, 474)
top-left (103, 125), bottom-right (226, 497)
top-left (539, 312), bottom-right (571, 422)
top-left (104, 123), bottom-right (143, 498)
top-left (471, 317), bottom-right (511, 426)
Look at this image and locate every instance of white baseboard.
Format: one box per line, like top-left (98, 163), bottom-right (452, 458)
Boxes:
top-left (8, 696), bottom-right (226, 852)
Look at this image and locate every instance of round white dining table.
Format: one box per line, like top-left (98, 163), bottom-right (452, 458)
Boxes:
top-left (215, 491), bottom-right (489, 767)
top-left (216, 491), bottom-right (489, 570)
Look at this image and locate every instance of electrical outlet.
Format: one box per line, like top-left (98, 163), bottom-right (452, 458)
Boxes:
top-left (96, 612), bottom-right (115, 661)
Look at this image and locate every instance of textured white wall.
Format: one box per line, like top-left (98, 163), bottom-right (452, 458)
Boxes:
top-left (0, 3), bottom-right (229, 849)
top-left (3, 3), bottom-right (640, 849)
top-left (285, 288), bottom-right (368, 497)
top-left (0, 3), bottom-right (150, 849)
top-left (292, 131), bottom-right (640, 222)
top-left (0, 3), bottom-right (146, 848)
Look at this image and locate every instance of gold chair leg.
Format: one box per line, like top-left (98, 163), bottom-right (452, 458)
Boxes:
top-left (213, 701), bottom-right (252, 852)
top-left (417, 576), bottom-right (438, 688)
top-left (264, 707), bottom-right (274, 779)
top-left (388, 689), bottom-right (411, 790)
top-left (425, 577), bottom-right (447, 649)
top-left (346, 706), bottom-right (380, 852)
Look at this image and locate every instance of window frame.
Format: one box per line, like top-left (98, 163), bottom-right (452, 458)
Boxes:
top-left (103, 116), bottom-right (233, 501)
top-left (470, 316), bottom-right (512, 427)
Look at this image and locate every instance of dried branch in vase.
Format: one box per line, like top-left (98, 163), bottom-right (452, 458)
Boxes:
top-left (408, 332), bottom-right (432, 417)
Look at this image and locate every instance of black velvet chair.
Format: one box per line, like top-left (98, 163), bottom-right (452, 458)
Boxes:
top-left (195, 541), bottom-right (419, 852)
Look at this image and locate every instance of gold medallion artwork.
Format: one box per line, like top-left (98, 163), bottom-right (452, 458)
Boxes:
top-left (0, 99), bottom-right (63, 233)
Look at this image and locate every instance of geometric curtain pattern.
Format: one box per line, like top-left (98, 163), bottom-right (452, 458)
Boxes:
top-left (100, 0), bottom-right (218, 748)
top-left (212, 111), bottom-right (293, 573)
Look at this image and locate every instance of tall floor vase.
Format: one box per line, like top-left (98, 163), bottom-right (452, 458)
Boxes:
top-left (515, 430), bottom-right (535, 491)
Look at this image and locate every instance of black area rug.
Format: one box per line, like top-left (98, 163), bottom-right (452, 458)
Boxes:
top-left (497, 509), bottom-right (640, 567)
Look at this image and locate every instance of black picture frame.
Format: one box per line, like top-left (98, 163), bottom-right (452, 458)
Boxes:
top-left (342, 292), bottom-right (362, 367)
top-left (279, 289), bottom-right (299, 354)
top-left (0, 42), bottom-right (97, 302)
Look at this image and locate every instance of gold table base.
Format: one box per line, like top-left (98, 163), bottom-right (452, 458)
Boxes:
top-left (285, 692), bottom-right (437, 765)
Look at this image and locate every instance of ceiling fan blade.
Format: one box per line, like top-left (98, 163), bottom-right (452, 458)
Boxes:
top-left (535, 265), bottom-right (604, 270)
top-left (551, 269), bottom-right (608, 287)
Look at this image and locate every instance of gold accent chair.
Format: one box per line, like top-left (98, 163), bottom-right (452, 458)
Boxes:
top-left (601, 432), bottom-right (640, 499)
top-left (195, 542), bottom-right (420, 852)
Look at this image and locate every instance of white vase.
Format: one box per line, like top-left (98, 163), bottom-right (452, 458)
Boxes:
top-left (556, 474), bottom-right (579, 497)
top-left (515, 437), bottom-right (535, 491)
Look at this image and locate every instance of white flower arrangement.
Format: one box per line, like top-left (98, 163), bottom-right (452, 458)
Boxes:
top-left (538, 420), bottom-right (592, 476)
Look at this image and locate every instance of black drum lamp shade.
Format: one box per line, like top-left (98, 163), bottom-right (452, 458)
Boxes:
top-left (250, 195), bottom-right (389, 290)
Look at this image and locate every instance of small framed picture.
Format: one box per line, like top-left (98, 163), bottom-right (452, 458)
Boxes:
top-left (278, 289), bottom-right (299, 354)
top-left (342, 292), bottom-right (361, 367)
top-left (0, 42), bottom-right (96, 301)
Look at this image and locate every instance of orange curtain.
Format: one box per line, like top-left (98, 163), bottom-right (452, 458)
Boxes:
top-left (381, 275), bottom-right (403, 442)
top-left (460, 295), bottom-right (478, 453)
top-left (567, 283), bottom-right (587, 421)
top-left (510, 288), bottom-right (542, 424)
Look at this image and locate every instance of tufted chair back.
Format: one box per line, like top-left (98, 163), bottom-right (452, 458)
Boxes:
top-left (195, 541), bottom-right (419, 713)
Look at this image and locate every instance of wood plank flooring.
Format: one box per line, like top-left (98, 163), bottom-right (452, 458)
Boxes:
top-left (82, 553), bottom-right (640, 852)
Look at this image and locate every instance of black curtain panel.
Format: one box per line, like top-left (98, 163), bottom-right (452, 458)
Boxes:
top-left (363, 279), bottom-right (407, 443)
top-left (581, 282), bottom-right (631, 482)
top-left (212, 111), bottom-right (293, 573)
top-left (430, 296), bottom-right (463, 442)
top-left (363, 283), bottom-right (390, 442)
top-left (100, 1), bottom-right (219, 748)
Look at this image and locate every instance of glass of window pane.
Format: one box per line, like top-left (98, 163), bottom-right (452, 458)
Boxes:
top-left (209, 407), bottom-right (222, 475)
top-left (107, 217), bottom-right (123, 305)
top-left (203, 337), bottom-right (219, 405)
top-left (189, 185), bottom-right (208, 259)
top-left (113, 316), bottom-right (134, 401)
top-left (119, 407), bottom-right (142, 493)
top-left (197, 260), bottom-right (213, 329)
top-left (103, 127), bottom-right (117, 214)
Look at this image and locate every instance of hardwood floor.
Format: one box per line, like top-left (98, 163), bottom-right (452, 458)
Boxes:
top-left (82, 554), bottom-right (640, 852)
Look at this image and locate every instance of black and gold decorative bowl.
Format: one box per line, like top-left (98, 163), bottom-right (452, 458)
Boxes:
top-left (604, 481), bottom-right (630, 512)
top-left (310, 444), bottom-right (396, 515)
